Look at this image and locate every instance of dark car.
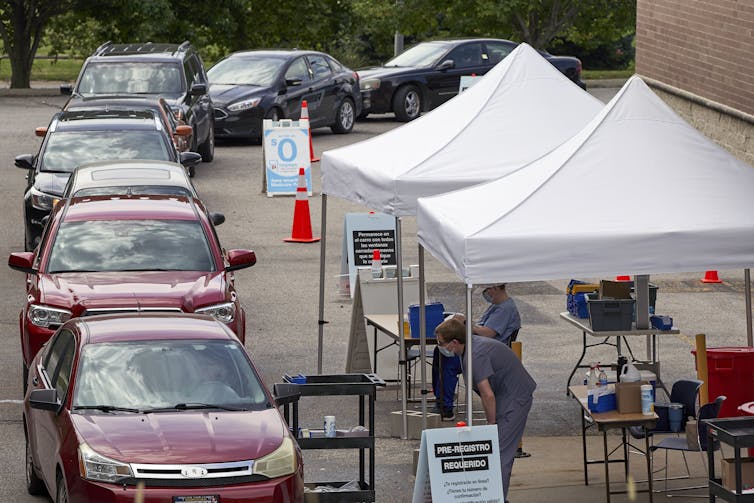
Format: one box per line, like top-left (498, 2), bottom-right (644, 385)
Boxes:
top-left (208, 49), bottom-right (361, 141)
top-left (14, 109), bottom-right (201, 251)
top-left (24, 314), bottom-right (304, 502)
top-left (358, 38), bottom-right (586, 121)
top-left (61, 41), bottom-right (215, 162)
top-left (8, 194), bottom-right (257, 388)
top-left (64, 95), bottom-right (194, 158)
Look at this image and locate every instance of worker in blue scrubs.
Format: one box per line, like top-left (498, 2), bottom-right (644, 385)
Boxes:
top-left (435, 317), bottom-right (535, 502)
top-left (432, 284), bottom-right (521, 420)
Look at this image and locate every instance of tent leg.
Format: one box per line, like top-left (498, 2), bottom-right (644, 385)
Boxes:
top-left (466, 285), bottom-right (474, 426)
top-left (395, 217), bottom-right (407, 439)
top-left (418, 244), bottom-right (427, 431)
top-left (317, 194), bottom-right (327, 374)
top-left (746, 269), bottom-right (752, 346)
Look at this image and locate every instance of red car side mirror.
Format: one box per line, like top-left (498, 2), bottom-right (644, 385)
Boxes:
top-left (8, 252), bottom-right (36, 274)
top-left (226, 250), bottom-right (256, 271)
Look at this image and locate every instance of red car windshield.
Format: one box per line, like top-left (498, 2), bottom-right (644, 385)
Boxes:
top-left (73, 340), bottom-right (269, 411)
top-left (47, 220), bottom-right (215, 273)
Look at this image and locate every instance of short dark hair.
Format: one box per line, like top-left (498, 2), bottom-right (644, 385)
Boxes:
top-left (435, 318), bottom-right (466, 345)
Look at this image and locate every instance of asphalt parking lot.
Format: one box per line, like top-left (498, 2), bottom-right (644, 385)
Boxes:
top-left (1, 86), bottom-right (751, 501)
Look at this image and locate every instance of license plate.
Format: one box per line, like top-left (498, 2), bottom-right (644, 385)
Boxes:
top-left (173, 496), bottom-right (219, 503)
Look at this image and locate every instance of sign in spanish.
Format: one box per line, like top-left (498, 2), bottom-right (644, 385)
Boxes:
top-left (413, 425), bottom-right (503, 503)
top-left (340, 212), bottom-right (396, 297)
top-left (262, 119), bottom-right (312, 196)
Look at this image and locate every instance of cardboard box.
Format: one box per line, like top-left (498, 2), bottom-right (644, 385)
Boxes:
top-left (615, 381), bottom-right (643, 414)
top-left (599, 280), bottom-right (633, 300)
top-left (720, 457), bottom-right (754, 492)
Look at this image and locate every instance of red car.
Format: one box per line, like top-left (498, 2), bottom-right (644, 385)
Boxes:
top-left (24, 313), bottom-right (304, 502)
top-left (8, 194), bottom-right (256, 389)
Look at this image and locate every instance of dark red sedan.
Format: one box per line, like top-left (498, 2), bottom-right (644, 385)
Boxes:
top-left (8, 194), bottom-right (256, 390)
top-left (24, 313), bottom-right (304, 502)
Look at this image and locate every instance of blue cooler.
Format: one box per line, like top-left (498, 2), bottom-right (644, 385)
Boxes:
top-left (409, 303), bottom-right (445, 338)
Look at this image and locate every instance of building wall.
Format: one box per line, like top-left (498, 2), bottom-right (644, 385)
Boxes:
top-left (636, 0), bottom-right (753, 164)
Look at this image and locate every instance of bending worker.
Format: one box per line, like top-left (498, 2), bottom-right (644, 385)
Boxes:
top-left (432, 284), bottom-right (521, 420)
top-left (435, 317), bottom-right (536, 501)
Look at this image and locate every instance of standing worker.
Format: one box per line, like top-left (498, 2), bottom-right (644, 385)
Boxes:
top-left (432, 284), bottom-right (522, 420)
top-left (435, 317), bottom-right (536, 502)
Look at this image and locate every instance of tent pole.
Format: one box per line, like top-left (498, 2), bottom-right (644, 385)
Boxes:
top-left (418, 244), bottom-right (427, 431)
top-left (466, 284), bottom-right (473, 426)
top-left (317, 194), bottom-right (327, 374)
top-left (395, 217), bottom-right (408, 439)
top-left (746, 269), bottom-right (753, 346)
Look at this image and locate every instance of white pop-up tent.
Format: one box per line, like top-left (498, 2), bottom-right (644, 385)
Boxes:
top-left (417, 76), bottom-right (754, 285)
top-left (317, 43), bottom-right (603, 436)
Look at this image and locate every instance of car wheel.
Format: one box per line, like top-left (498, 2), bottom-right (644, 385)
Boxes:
top-left (197, 121), bottom-right (214, 162)
top-left (188, 164), bottom-right (196, 178)
top-left (393, 85), bottom-right (421, 122)
top-left (26, 432), bottom-right (46, 495)
top-left (255, 108), bottom-right (281, 144)
top-left (331, 98), bottom-right (355, 134)
top-left (56, 472), bottom-right (68, 503)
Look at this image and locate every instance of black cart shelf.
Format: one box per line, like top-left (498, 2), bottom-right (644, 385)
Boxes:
top-left (705, 416), bottom-right (754, 502)
top-left (273, 373), bottom-right (385, 503)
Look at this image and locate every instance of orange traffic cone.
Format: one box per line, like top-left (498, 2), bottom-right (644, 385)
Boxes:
top-left (615, 275), bottom-right (631, 281)
top-left (284, 168), bottom-right (320, 243)
top-left (301, 100), bottom-right (319, 163)
top-left (701, 270), bottom-right (722, 283)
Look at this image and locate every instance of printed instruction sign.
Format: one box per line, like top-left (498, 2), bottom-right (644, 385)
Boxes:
top-left (412, 425), bottom-right (503, 503)
top-left (340, 212), bottom-right (396, 297)
top-left (262, 119), bottom-right (312, 196)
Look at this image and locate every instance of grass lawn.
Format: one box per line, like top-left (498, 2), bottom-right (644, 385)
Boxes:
top-left (0, 57), bottom-right (83, 82)
top-left (582, 69), bottom-right (633, 80)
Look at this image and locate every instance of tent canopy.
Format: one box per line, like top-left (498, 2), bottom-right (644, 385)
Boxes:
top-left (417, 76), bottom-right (754, 284)
top-left (320, 43), bottom-right (603, 217)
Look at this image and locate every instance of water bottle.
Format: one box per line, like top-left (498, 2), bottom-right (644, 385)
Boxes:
top-left (583, 368), bottom-right (590, 386)
top-left (370, 249), bottom-right (382, 279)
top-left (598, 366), bottom-right (608, 386)
top-left (587, 365), bottom-right (598, 390)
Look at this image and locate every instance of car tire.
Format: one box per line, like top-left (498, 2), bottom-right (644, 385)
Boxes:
top-left (56, 471), bottom-right (68, 503)
top-left (255, 108), bottom-right (281, 144)
top-left (331, 98), bottom-right (355, 134)
top-left (26, 432), bottom-right (46, 495)
top-left (197, 121), bottom-right (214, 162)
top-left (188, 164), bottom-right (196, 178)
top-left (393, 85), bottom-right (421, 122)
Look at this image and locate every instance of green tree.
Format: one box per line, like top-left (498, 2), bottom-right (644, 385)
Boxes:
top-left (0, 0), bottom-right (71, 88)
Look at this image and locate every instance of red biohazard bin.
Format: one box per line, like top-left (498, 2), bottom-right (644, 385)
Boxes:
top-left (738, 401), bottom-right (754, 456)
top-left (691, 347), bottom-right (754, 418)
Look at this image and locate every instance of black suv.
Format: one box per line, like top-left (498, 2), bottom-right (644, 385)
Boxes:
top-left (61, 41), bottom-right (215, 162)
top-left (14, 109), bottom-right (200, 251)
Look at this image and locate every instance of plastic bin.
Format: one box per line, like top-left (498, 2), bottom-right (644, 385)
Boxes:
top-left (587, 298), bottom-right (634, 331)
top-left (692, 347), bottom-right (754, 418)
top-left (408, 302), bottom-right (445, 338)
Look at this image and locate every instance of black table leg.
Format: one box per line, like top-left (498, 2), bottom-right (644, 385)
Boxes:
top-left (603, 430), bottom-right (611, 503)
top-left (645, 429), bottom-right (654, 503)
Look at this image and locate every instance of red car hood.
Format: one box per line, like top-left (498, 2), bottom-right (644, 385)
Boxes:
top-left (72, 408), bottom-right (286, 463)
top-left (37, 271), bottom-right (227, 313)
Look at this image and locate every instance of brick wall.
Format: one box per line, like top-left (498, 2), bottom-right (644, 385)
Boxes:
top-left (636, 0), bottom-right (754, 116)
top-left (636, 0), bottom-right (753, 164)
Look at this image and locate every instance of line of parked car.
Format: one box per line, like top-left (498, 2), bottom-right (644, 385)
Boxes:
top-left (10, 37), bottom-right (585, 502)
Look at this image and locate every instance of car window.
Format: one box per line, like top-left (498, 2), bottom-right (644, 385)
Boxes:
top-left (307, 55), bottom-right (332, 80)
top-left (73, 340), bottom-right (270, 410)
top-left (385, 42), bottom-right (452, 67)
top-left (446, 43), bottom-right (484, 69)
top-left (208, 56), bottom-right (285, 86)
top-left (184, 60), bottom-right (196, 88)
top-left (43, 329), bottom-right (75, 397)
top-left (73, 186), bottom-right (193, 197)
top-left (485, 42), bottom-right (515, 65)
top-left (284, 57), bottom-right (311, 83)
top-left (189, 55), bottom-right (206, 85)
top-left (40, 131), bottom-right (171, 173)
top-left (47, 219), bottom-right (215, 273)
top-left (327, 57), bottom-right (343, 73)
top-left (78, 62), bottom-right (183, 94)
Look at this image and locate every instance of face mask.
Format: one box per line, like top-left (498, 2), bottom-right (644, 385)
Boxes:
top-left (482, 291), bottom-right (494, 303)
top-left (439, 346), bottom-right (455, 357)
